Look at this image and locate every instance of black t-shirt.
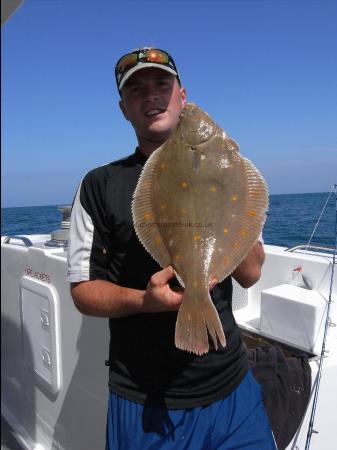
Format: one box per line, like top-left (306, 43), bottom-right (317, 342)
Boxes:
top-left (67, 148), bottom-right (249, 409)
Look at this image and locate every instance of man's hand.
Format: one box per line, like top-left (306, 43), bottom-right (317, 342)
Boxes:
top-left (144, 266), bottom-right (219, 313)
top-left (143, 266), bottom-right (183, 313)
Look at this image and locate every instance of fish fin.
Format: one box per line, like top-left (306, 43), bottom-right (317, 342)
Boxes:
top-left (132, 147), bottom-right (171, 268)
top-left (226, 136), bottom-right (240, 153)
top-left (175, 289), bottom-right (226, 355)
top-left (174, 270), bottom-right (185, 288)
top-left (215, 157), bottom-right (269, 283)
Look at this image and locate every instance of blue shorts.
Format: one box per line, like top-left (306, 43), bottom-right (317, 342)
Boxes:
top-left (106, 369), bottom-right (277, 449)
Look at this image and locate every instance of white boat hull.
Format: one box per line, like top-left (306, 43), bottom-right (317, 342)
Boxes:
top-left (1, 236), bottom-right (336, 450)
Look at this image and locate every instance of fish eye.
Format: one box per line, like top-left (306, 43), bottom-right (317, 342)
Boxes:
top-left (181, 120), bottom-right (214, 146)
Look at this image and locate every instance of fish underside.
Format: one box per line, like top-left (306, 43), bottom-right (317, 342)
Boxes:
top-left (132, 103), bottom-right (268, 355)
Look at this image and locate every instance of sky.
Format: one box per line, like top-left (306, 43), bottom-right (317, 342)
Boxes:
top-left (2, 0), bottom-right (337, 207)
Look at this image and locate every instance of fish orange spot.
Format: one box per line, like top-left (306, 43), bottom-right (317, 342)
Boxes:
top-left (223, 256), bottom-right (230, 266)
top-left (239, 230), bottom-right (248, 238)
top-left (223, 228), bottom-right (229, 235)
top-left (231, 195), bottom-right (238, 202)
top-left (175, 254), bottom-right (181, 260)
top-left (181, 181), bottom-right (188, 189)
top-left (233, 243), bottom-right (240, 250)
top-left (155, 236), bottom-right (162, 245)
top-left (252, 191), bottom-right (260, 197)
top-left (160, 163), bottom-right (166, 170)
top-left (194, 234), bottom-right (202, 241)
top-left (143, 212), bottom-right (152, 221)
top-left (210, 186), bottom-right (217, 192)
top-left (248, 210), bottom-right (256, 217)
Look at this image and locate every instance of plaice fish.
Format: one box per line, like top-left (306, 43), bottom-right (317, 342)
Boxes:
top-left (132, 103), bottom-right (268, 355)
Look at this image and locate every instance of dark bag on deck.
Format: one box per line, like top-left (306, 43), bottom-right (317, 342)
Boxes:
top-left (246, 343), bottom-right (312, 450)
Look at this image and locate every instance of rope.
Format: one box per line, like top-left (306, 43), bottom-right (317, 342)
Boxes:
top-left (304, 186), bottom-right (335, 253)
top-left (305, 185), bottom-right (337, 449)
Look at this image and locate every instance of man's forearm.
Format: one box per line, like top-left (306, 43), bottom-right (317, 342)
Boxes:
top-left (71, 279), bottom-right (146, 318)
top-left (232, 241), bottom-right (265, 288)
top-left (70, 267), bottom-right (183, 318)
top-left (71, 242), bottom-right (265, 319)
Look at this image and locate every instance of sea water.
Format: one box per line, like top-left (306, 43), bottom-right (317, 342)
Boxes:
top-left (1, 192), bottom-right (336, 249)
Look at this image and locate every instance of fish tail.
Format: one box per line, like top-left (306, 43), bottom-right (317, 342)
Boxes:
top-left (175, 290), bottom-right (226, 355)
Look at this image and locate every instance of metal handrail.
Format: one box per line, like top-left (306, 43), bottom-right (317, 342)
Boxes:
top-left (3, 235), bottom-right (33, 247)
top-left (286, 244), bottom-right (334, 253)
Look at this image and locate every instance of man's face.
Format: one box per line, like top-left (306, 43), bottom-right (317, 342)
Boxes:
top-left (119, 68), bottom-right (187, 145)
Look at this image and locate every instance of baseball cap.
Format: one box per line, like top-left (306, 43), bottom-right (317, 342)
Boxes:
top-left (115, 47), bottom-right (181, 92)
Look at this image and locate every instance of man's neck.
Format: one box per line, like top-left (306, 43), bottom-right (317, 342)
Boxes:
top-left (137, 137), bottom-right (167, 157)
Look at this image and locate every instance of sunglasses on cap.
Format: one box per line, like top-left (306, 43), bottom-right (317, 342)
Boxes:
top-left (115, 48), bottom-right (181, 91)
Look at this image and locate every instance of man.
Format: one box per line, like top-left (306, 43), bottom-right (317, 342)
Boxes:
top-left (67, 47), bottom-right (276, 449)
